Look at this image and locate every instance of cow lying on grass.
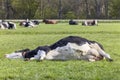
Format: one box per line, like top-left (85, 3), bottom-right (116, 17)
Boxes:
top-left (5, 36), bottom-right (113, 62)
top-left (0, 20), bottom-right (16, 29)
top-left (82, 20), bottom-right (98, 26)
top-left (19, 19), bottom-right (40, 27)
top-left (69, 19), bottom-right (78, 25)
top-left (43, 19), bottom-right (57, 24)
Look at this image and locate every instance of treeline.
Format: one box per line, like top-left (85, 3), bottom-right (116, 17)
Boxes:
top-left (0, 0), bottom-right (120, 19)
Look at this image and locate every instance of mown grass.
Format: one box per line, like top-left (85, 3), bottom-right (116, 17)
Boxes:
top-left (0, 23), bottom-right (120, 80)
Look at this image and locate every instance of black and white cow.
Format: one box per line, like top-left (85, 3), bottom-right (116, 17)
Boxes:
top-left (19, 19), bottom-right (40, 27)
top-left (19, 20), bottom-right (34, 27)
top-left (32, 20), bottom-right (40, 25)
top-left (5, 36), bottom-right (113, 62)
top-left (0, 20), bottom-right (16, 29)
top-left (82, 20), bottom-right (98, 26)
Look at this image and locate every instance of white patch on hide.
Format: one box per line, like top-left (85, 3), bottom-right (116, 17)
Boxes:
top-left (45, 42), bottom-right (91, 60)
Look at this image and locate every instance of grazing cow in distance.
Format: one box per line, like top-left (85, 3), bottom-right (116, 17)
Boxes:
top-left (5, 36), bottom-right (113, 62)
top-left (69, 19), bottom-right (78, 25)
top-left (43, 19), bottom-right (57, 24)
top-left (82, 20), bottom-right (98, 26)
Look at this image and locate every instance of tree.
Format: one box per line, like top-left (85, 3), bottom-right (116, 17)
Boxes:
top-left (109, 0), bottom-right (120, 19)
top-left (0, 0), bottom-right (119, 19)
top-left (5, 0), bottom-right (14, 19)
top-left (58, 0), bottom-right (62, 19)
top-left (104, 0), bottom-right (109, 19)
top-left (12, 0), bottom-right (38, 19)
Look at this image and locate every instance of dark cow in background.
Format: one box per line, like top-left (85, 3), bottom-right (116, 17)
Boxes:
top-left (5, 36), bottom-right (113, 62)
top-left (43, 19), bottom-right (57, 24)
top-left (32, 20), bottom-right (40, 25)
top-left (69, 19), bottom-right (78, 25)
top-left (19, 19), bottom-right (40, 27)
top-left (0, 20), bottom-right (16, 29)
top-left (82, 20), bottom-right (98, 26)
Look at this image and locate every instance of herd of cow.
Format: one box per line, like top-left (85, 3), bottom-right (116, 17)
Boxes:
top-left (0, 19), bottom-right (98, 29)
top-left (1, 19), bottom-right (111, 62)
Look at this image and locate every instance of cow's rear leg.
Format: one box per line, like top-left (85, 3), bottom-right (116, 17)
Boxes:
top-left (99, 50), bottom-right (113, 61)
top-left (90, 43), bottom-right (113, 61)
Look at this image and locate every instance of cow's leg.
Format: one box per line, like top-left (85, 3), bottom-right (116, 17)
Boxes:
top-left (81, 54), bottom-right (96, 62)
top-left (37, 50), bottom-right (46, 61)
top-left (87, 49), bottom-right (103, 61)
top-left (30, 50), bottom-right (46, 61)
top-left (87, 55), bottom-right (96, 62)
top-left (98, 50), bottom-right (113, 61)
top-left (90, 43), bottom-right (113, 61)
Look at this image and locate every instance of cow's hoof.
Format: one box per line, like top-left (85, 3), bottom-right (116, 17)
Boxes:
top-left (107, 59), bottom-right (113, 62)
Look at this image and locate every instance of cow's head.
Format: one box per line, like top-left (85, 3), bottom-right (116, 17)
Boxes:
top-left (5, 48), bottom-right (30, 59)
top-left (5, 52), bottom-right (23, 59)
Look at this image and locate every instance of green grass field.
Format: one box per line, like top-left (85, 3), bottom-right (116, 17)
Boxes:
top-left (0, 23), bottom-right (120, 80)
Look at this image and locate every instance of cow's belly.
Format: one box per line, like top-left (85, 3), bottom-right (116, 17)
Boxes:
top-left (45, 43), bottom-right (91, 60)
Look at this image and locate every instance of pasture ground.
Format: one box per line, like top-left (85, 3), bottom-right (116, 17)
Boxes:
top-left (0, 23), bottom-right (120, 80)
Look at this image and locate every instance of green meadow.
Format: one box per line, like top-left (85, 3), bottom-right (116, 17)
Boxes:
top-left (0, 23), bottom-right (120, 80)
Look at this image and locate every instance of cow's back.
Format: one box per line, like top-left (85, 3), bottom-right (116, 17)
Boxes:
top-left (50, 36), bottom-right (104, 50)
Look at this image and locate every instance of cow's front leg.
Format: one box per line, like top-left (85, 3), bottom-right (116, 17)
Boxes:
top-left (29, 50), bottom-right (46, 61)
top-left (37, 50), bottom-right (46, 61)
